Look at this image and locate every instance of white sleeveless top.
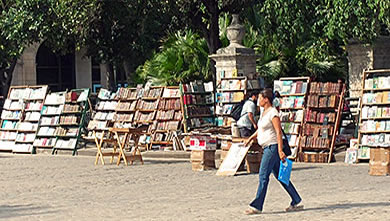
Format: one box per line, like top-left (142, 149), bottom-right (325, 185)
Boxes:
top-left (257, 107), bottom-right (279, 147)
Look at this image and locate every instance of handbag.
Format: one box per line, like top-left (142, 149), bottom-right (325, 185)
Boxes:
top-left (282, 129), bottom-right (292, 156)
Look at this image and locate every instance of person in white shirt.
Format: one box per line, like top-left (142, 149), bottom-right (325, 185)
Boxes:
top-left (237, 91), bottom-right (258, 137)
top-left (243, 88), bottom-right (303, 215)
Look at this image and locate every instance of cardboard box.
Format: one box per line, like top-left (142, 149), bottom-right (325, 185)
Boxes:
top-left (369, 148), bottom-right (390, 176)
top-left (191, 160), bottom-right (216, 171)
top-left (190, 150), bottom-right (216, 162)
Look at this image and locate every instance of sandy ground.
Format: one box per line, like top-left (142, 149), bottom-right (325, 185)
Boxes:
top-left (0, 154), bottom-right (389, 221)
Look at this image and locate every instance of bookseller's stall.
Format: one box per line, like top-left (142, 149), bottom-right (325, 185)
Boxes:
top-left (358, 69), bottom-right (390, 175)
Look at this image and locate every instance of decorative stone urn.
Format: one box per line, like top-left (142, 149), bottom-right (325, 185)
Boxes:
top-left (226, 14), bottom-right (245, 47)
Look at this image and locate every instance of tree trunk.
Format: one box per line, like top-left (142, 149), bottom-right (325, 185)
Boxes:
top-left (103, 62), bottom-right (116, 91)
top-left (123, 60), bottom-right (133, 85)
top-left (206, 3), bottom-right (221, 95)
top-left (0, 58), bottom-right (17, 98)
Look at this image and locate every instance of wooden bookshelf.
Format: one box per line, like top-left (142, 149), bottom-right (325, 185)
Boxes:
top-left (298, 81), bottom-right (346, 163)
top-left (180, 81), bottom-right (215, 132)
top-left (33, 91), bottom-right (66, 153)
top-left (52, 88), bottom-right (90, 156)
top-left (358, 69), bottom-right (390, 161)
top-left (149, 86), bottom-right (183, 151)
top-left (0, 85), bottom-right (48, 153)
top-left (274, 77), bottom-right (310, 160)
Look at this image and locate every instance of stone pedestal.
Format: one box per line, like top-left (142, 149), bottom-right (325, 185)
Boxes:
top-left (209, 14), bottom-right (257, 82)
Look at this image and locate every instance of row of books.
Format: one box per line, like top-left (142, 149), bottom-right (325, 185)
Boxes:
top-left (280, 96), bottom-right (305, 108)
top-left (360, 120), bottom-right (390, 132)
top-left (307, 95), bottom-right (338, 108)
top-left (63, 104), bottom-right (81, 112)
top-left (96, 101), bottom-right (118, 111)
top-left (274, 81), bottom-right (308, 95)
top-left (45, 92), bottom-right (65, 105)
top-left (0, 131), bottom-right (17, 140)
top-left (155, 121), bottom-right (180, 131)
top-left (186, 106), bottom-right (214, 117)
top-left (113, 113), bottom-right (133, 122)
top-left (158, 99), bottom-right (181, 110)
top-left (55, 127), bottom-right (78, 137)
top-left (33, 138), bottom-right (57, 147)
top-left (25, 102), bottom-right (43, 111)
top-left (1, 110), bottom-right (21, 120)
top-left (216, 92), bottom-right (244, 103)
top-left (143, 87), bottom-right (163, 98)
top-left (183, 94), bottom-right (214, 105)
top-left (361, 106), bottom-right (390, 119)
top-left (162, 88), bottom-right (180, 98)
top-left (280, 110), bottom-right (304, 122)
top-left (302, 124), bottom-right (333, 137)
top-left (309, 82), bottom-right (342, 94)
top-left (156, 110), bottom-right (182, 121)
top-left (305, 110), bottom-right (336, 123)
top-left (93, 112), bottom-right (115, 121)
top-left (134, 112), bottom-right (155, 122)
top-left (9, 87), bottom-right (47, 100)
top-left (37, 127), bottom-right (56, 136)
top-left (115, 88), bottom-right (138, 100)
top-left (0, 141), bottom-right (14, 150)
top-left (60, 116), bottom-right (78, 125)
top-left (87, 120), bottom-right (108, 130)
top-left (54, 138), bottom-right (77, 149)
top-left (15, 133), bottom-right (36, 142)
top-left (13, 144), bottom-right (33, 152)
top-left (216, 104), bottom-right (233, 115)
top-left (151, 132), bottom-right (173, 142)
top-left (362, 92), bottom-right (390, 104)
top-left (98, 88), bottom-right (115, 100)
top-left (216, 116), bottom-right (233, 127)
top-left (65, 90), bottom-right (88, 103)
top-left (137, 100), bottom-right (158, 110)
top-left (16, 122), bottom-right (38, 131)
top-left (188, 117), bottom-right (214, 128)
top-left (364, 76), bottom-right (390, 89)
top-left (41, 105), bottom-right (63, 115)
top-left (2, 100), bottom-right (23, 110)
top-left (182, 81), bottom-right (214, 93)
top-left (281, 123), bottom-right (300, 134)
top-left (116, 101), bottom-right (137, 111)
top-left (1, 120), bottom-right (18, 129)
top-left (361, 134), bottom-right (390, 147)
top-left (218, 79), bottom-right (245, 90)
top-left (300, 136), bottom-right (331, 149)
top-left (218, 69), bottom-right (241, 79)
top-left (40, 116), bottom-right (60, 126)
top-left (25, 112), bottom-right (41, 122)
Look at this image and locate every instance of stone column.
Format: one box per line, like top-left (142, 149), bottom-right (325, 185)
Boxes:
top-left (75, 49), bottom-right (92, 89)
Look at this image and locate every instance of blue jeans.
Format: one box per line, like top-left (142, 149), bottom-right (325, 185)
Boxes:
top-left (249, 144), bottom-right (302, 211)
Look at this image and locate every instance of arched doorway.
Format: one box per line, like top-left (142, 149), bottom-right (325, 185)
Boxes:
top-left (36, 43), bottom-right (76, 91)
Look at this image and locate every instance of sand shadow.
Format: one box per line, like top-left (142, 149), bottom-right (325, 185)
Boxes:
top-left (292, 166), bottom-right (319, 171)
top-left (265, 202), bottom-right (390, 214)
top-left (143, 159), bottom-right (189, 165)
top-left (0, 204), bottom-right (58, 219)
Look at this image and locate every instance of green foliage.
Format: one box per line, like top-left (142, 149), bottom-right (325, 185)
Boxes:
top-left (137, 30), bottom-right (210, 85)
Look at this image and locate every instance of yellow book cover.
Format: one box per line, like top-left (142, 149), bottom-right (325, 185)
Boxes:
top-left (232, 68), bottom-right (238, 77)
top-left (233, 92), bottom-right (244, 102)
top-left (375, 92), bottom-right (383, 103)
top-left (383, 91), bottom-right (389, 103)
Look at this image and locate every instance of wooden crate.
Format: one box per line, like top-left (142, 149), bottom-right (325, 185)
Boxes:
top-left (191, 160), bottom-right (216, 171)
top-left (369, 148), bottom-right (390, 176)
top-left (190, 150), bottom-right (216, 161)
top-left (246, 151), bottom-right (262, 173)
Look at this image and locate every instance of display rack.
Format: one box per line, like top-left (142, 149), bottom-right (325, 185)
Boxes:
top-left (215, 69), bottom-right (262, 129)
top-left (299, 81), bottom-right (345, 163)
top-left (33, 90), bottom-right (66, 153)
top-left (358, 69), bottom-right (390, 161)
top-left (52, 88), bottom-right (90, 155)
top-left (149, 86), bottom-right (183, 150)
top-left (0, 86), bottom-right (47, 152)
top-left (180, 81), bottom-right (215, 132)
top-left (274, 77), bottom-right (310, 159)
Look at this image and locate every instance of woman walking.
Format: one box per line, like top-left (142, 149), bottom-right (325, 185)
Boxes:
top-left (244, 88), bottom-right (303, 215)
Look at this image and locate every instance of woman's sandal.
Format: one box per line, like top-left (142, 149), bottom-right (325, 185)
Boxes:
top-left (244, 208), bottom-right (262, 215)
top-left (285, 204), bottom-right (304, 212)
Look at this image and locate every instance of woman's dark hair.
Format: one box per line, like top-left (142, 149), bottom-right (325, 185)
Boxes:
top-left (260, 88), bottom-right (274, 103)
top-left (274, 91), bottom-right (281, 98)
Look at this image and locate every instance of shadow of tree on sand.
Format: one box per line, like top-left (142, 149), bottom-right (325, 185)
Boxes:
top-left (0, 204), bottom-right (58, 219)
